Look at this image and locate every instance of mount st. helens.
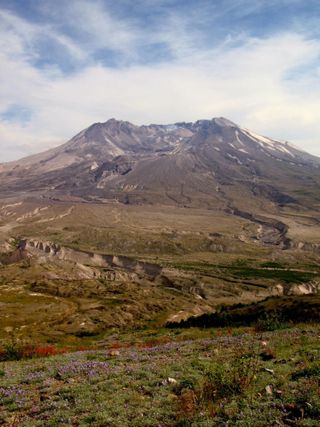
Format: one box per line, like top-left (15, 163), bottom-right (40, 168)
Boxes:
top-left (1, 117), bottom-right (320, 341)
top-left (0, 117), bottom-right (320, 254)
top-left (0, 117), bottom-right (319, 210)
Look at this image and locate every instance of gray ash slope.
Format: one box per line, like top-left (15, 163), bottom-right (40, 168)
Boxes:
top-left (0, 117), bottom-right (320, 212)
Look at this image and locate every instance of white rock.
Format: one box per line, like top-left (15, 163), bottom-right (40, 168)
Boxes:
top-left (265, 385), bottom-right (273, 395)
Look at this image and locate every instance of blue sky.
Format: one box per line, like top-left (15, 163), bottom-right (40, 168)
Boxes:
top-left (0, 0), bottom-right (320, 161)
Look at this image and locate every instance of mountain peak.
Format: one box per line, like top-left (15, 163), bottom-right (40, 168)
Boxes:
top-left (1, 116), bottom-right (319, 208)
top-left (104, 118), bottom-right (135, 126)
top-left (211, 117), bottom-right (238, 127)
top-left (88, 117), bottom-right (238, 132)
top-left (83, 118), bottom-right (138, 140)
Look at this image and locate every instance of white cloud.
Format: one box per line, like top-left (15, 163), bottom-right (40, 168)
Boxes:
top-left (65, 0), bottom-right (141, 54)
top-left (0, 9), bottom-right (85, 62)
top-left (0, 3), bottom-right (320, 162)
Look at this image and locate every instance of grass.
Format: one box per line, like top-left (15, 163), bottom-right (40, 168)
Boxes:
top-left (165, 259), bottom-right (319, 284)
top-left (229, 267), bottom-right (317, 283)
top-left (259, 261), bottom-right (286, 269)
top-left (0, 325), bottom-right (320, 426)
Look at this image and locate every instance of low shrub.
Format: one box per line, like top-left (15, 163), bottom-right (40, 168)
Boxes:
top-left (291, 363), bottom-right (320, 380)
top-left (176, 353), bottom-right (259, 422)
top-left (255, 311), bottom-right (288, 332)
top-left (201, 354), bottom-right (258, 402)
top-left (0, 341), bottom-right (23, 361)
top-left (0, 342), bottom-right (73, 361)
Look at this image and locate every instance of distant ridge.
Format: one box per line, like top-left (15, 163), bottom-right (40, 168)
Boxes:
top-left (0, 117), bottom-right (319, 214)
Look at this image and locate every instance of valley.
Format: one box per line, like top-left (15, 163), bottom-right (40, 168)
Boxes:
top-left (0, 194), bottom-right (320, 345)
top-left (1, 117), bottom-right (320, 426)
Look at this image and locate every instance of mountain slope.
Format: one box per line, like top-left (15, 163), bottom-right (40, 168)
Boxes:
top-left (0, 117), bottom-right (319, 213)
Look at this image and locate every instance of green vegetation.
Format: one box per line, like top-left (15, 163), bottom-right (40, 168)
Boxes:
top-left (166, 259), bottom-right (319, 285)
top-left (1, 326), bottom-right (320, 426)
top-left (166, 295), bottom-right (320, 329)
top-left (259, 261), bottom-right (285, 269)
top-left (230, 267), bottom-right (316, 283)
top-left (255, 311), bottom-right (289, 332)
top-left (1, 200), bottom-right (320, 425)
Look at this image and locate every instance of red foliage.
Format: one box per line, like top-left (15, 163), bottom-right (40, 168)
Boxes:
top-left (33, 345), bottom-right (60, 357)
top-left (26, 345), bottom-right (68, 358)
top-left (110, 342), bottom-right (123, 349)
top-left (0, 341), bottom-right (99, 361)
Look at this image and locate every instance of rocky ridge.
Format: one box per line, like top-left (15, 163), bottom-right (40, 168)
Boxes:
top-left (19, 239), bottom-right (162, 279)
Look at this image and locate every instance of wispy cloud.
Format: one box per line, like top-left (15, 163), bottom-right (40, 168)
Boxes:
top-left (0, 9), bottom-right (85, 63)
top-left (0, 0), bottom-right (320, 161)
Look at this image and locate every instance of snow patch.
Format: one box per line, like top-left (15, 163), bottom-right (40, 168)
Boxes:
top-left (163, 124), bottom-right (178, 131)
top-left (90, 161), bottom-right (99, 171)
top-left (241, 128), bottom-right (295, 157)
top-left (235, 130), bottom-right (245, 146)
top-left (104, 136), bottom-right (125, 156)
top-left (226, 153), bottom-right (243, 165)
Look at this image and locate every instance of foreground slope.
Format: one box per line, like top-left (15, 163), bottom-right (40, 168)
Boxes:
top-left (1, 326), bottom-right (320, 426)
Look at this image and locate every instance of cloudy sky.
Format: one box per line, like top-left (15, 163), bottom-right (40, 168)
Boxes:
top-left (0, 0), bottom-right (320, 161)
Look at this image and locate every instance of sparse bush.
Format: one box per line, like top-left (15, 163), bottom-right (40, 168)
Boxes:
top-left (255, 311), bottom-right (288, 332)
top-left (259, 347), bottom-right (276, 361)
top-left (179, 378), bottom-right (196, 391)
top-left (176, 353), bottom-right (259, 423)
top-left (8, 237), bottom-right (21, 249)
top-left (173, 378), bottom-right (196, 396)
top-left (291, 363), bottom-right (320, 380)
top-left (260, 261), bottom-right (284, 269)
top-left (201, 355), bottom-right (258, 402)
top-left (283, 378), bottom-right (320, 422)
top-left (176, 389), bottom-right (198, 419)
top-left (0, 340), bottom-right (23, 361)
top-left (82, 415), bottom-right (97, 424)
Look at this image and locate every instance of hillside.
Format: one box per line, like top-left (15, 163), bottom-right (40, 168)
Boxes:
top-left (1, 325), bottom-right (320, 426)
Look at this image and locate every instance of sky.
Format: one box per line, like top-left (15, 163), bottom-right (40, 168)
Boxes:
top-left (0, 0), bottom-right (320, 162)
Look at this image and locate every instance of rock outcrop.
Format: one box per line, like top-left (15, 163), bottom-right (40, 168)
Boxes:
top-left (271, 281), bottom-right (320, 296)
top-left (20, 239), bottom-right (162, 278)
